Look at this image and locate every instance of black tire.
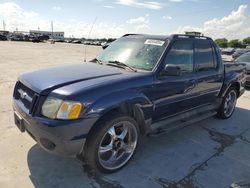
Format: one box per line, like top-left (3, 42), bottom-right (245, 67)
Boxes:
top-left (84, 113), bottom-right (139, 173)
top-left (217, 87), bottom-right (238, 119)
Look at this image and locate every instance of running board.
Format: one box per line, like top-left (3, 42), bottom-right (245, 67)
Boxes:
top-left (148, 110), bottom-right (217, 137)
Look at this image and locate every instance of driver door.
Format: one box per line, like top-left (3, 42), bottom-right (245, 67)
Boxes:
top-left (152, 39), bottom-right (200, 121)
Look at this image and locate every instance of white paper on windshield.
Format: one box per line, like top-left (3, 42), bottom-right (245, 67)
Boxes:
top-left (145, 39), bottom-right (165, 46)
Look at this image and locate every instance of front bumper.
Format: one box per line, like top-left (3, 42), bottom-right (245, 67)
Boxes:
top-left (13, 100), bottom-right (97, 157)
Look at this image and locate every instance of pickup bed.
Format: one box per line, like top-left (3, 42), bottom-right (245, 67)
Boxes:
top-left (13, 34), bottom-right (246, 173)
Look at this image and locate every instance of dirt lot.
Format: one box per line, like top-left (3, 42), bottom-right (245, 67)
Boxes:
top-left (0, 41), bottom-right (250, 188)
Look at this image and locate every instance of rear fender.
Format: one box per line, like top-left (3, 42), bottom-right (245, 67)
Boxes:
top-left (219, 71), bottom-right (240, 98)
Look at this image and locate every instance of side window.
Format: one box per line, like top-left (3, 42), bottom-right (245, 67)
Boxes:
top-left (213, 45), bottom-right (219, 68)
top-left (195, 42), bottom-right (215, 71)
top-left (163, 41), bottom-right (194, 74)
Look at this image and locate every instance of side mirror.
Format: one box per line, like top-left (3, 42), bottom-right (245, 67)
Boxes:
top-left (162, 65), bottom-right (181, 76)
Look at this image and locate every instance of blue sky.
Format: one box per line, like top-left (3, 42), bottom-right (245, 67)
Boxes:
top-left (0, 0), bottom-right (249, 39)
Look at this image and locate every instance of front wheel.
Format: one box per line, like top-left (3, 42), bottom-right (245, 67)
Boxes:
top-left (84, 114), bottom-right (139, 173)
top-left (217, 87), bottom-right (237, 119)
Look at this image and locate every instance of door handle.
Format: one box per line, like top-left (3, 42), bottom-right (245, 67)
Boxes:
top-left (188, 79), bottom-right (196, 84)
top-left (183, 79), bottom-right (196, 93)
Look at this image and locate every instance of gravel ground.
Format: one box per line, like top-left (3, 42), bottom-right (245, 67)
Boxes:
top-left (0, 41), bottom-right (250, 188)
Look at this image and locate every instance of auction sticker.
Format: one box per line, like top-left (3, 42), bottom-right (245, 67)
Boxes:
top-left (145, 39), bottom-right (165, 46)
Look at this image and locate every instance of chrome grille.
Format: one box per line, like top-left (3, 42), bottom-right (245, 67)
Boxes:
top-left (14, 81), bottom-right (39, 114)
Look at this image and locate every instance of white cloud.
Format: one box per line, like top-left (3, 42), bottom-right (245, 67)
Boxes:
top-left (0, 2), bottom-right (38, 19)
top-left (0, 2), bottom-right (40, 31)
top-left (136, 24), bottom-right (150, 33)
top-left (163, 16), bottom-right (172, 20)
top-left (168, 0), bottom-right (183, 2)
top-left (168, 0), bottom-right (199, 2)
top-left (175, 5), bottom-right (250, 39)
top-left (127, 16), bottom-right (149, 24)
top-left (103, 5), bottom-right (115, 9)
top-left (126, 15), bottom-right (150, 33)
top-left (116, 0), bottom-right (163, 10)
top-left (52, 6), bottom-right (62, 11)
top-left (0, 2), bottom-right (125, 38)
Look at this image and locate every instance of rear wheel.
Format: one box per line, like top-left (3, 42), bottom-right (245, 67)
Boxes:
top-left (217, 87), bottom-right (237, 119)
top-left (84, 113), bottom-right (139, 173)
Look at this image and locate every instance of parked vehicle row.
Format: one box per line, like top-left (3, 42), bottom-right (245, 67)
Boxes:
top-left (221, 47), bottom-right (250, 59)
top-left (0, 34), bottom-right (7, 41)
top-left (1, 34), bottom-right (50, 43)
top-left (0, 33), bottom-right (110, 46)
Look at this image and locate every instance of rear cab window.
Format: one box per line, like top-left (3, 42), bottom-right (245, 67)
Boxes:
top-left (195, 40), bottom-right (217, 71)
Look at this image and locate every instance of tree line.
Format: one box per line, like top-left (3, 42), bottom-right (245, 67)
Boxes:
top-left (215, 37), bottom-right (250, 48)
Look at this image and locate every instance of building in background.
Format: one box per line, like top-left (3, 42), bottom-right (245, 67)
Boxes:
top-left (13, 31), bottom-right (29, 36)
top-left (29, 30), bottom-right (64, 40)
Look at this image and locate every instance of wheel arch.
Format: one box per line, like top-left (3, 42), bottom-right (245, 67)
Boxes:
top-left (230, 82), bottom-right (240, 97)
top-left (86, 102), bottom-right (150, 139)
top-left (220, 81), bottom-right (240, 98)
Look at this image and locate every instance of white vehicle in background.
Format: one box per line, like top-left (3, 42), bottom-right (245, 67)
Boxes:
top-left (235, 52), bottom-right (250, 87)
top-left (221, 48), bottom-right (235, 55)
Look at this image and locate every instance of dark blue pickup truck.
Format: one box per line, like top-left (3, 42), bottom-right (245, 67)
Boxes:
top-left (13, 34), bottom-right (247, 173)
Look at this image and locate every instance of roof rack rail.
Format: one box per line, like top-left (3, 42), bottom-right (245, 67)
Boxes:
top-left (172, 34), bottom-right (212, 40)
top-left (122, 33), bottom-right (142, 37)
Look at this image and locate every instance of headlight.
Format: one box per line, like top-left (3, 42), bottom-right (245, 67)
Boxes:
top-left (41, 97), bottom-right (83, 120)
top-left (41, 97), bottom-right (62, 119)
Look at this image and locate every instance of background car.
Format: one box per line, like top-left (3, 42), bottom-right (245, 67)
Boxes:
top-left (221, 48), bottom-right (235, 55)
top-left (235, 52), bottom-right (250, 87)
top-left (0, 34), bottom-right (7, 41)
top-left (232, 49), bottom-right (250, 59)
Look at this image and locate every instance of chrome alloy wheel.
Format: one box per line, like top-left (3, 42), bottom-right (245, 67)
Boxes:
top-left (224, 90), bottom-right (237, 117)
top-left (98, 121), bottom-right (138, 170)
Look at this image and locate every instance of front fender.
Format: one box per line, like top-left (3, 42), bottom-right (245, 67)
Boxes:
top-left (84, 89), bottom-right (154, 121)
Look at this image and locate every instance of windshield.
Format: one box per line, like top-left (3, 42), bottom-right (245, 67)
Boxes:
top-left (236, 53), bottom-right (250, 63)
top-left (97, 36), bottom-right (167, 71)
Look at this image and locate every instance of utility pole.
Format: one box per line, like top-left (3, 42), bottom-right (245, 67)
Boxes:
top-left (51, 21), bottom-right (53, 39)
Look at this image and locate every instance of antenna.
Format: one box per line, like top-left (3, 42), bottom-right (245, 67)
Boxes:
top-left (84, 17), bottom-right (97, 62)
top-left (51, 21), bottom-right (54, 39)
top-left (3, 20), bottom-right (6, 31)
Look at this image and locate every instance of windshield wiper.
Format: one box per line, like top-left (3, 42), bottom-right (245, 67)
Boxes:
top-left (106, 60), bottom-right (137, 72)
top-left (90, 58), bottom-right (103, 65)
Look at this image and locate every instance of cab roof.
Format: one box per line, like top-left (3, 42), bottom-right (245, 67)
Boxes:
top-left (122, 33), bottom-right (212, 41)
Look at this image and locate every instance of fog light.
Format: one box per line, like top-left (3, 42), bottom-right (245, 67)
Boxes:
top-left (40, 138), bottom-right (56, 151)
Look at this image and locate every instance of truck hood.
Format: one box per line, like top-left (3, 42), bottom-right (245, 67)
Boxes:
top-left (19, 63), bottom-right (124, 95)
